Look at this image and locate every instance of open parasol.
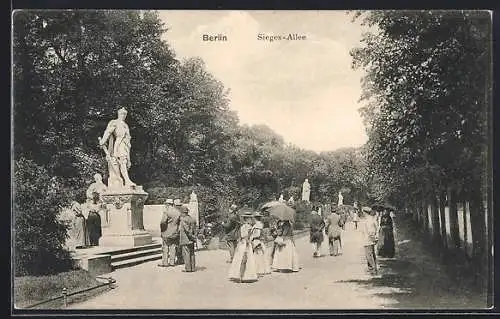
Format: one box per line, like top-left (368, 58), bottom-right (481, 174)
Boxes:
top-left (261, 201), bottom-right (296, 222)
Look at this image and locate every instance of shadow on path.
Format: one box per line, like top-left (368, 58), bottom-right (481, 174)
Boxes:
top-left (336, 216), bottom-right (488, 309)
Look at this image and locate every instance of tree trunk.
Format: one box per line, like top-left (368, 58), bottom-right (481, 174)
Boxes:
top-left (431, 194), bottom-right (441, 247)
top-left (447, 187), bottom-right (461, 252)
top-left (469, 188), bottom-right (487, 289)
top-left (422, 199), bottom-right (429, 235)
top-left (438, 190), bottom-right (447, 250)
top-left (462, 201), bottom-right (468, 258)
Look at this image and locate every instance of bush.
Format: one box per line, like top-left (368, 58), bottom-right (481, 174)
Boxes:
top-left (14, 158), bottom-right (74, 276)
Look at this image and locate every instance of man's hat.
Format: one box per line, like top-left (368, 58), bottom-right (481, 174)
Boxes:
top-left (174, 199), bottom-right (182, 206)
top-left (165, 199), bottom-right (174, 204)
top-left (254, 212), bottom-right (263, 217)
top-left (362, 206), bottom-right (372, 213)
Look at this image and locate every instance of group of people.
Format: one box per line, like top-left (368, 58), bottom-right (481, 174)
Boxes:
top-left (65, 192), bottom-right (103, 250)
top-left (358, 206), bottom-right (396, 275)
top-left (309, 203), bottom-right (396, 275)
top-left (158, 199), bottom-right (198, 272)
top-left (224, 205), bottom-right (299, 283)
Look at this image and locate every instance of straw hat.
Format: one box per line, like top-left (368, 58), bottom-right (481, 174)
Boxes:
top-left (165, 199), bottom-right (174, 204)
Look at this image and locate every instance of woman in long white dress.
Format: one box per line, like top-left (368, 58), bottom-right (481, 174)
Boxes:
top-left (228, 213), bottom-right (258, 283)
top-left (271, 220), bottom-right (299, 272)
top-left (250, 212), bottom-right (271, 276)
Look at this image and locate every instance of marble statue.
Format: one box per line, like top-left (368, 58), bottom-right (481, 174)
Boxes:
top-left (338, 191), bottom-right (344, 206)
top-left (98, 107), bottom-right (136, 189)
top-left (86, 173), bottom-right (107, 201)
top-left (189, 191), bottom-right (199, 229)
top-left (302, 179), bottom-right (311, 202)
top-left (278, 194), bottom-right (284, 202)
top-left (85, 173), bottom-right (109, 225)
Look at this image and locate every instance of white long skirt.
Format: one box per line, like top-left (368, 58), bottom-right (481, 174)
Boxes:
top-left (228, 240), bottom-right (258, 282)
top-left (254, 244), bottom-right (271, 275)
top-left (271, 238), bottom-right (299, 272)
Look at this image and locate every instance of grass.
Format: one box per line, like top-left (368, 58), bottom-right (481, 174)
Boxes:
top-left (14, 269), bottom-right (109, 309)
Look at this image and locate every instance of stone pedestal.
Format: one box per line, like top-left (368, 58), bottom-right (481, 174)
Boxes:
top-left (100, 185), bottom-right (152, 247)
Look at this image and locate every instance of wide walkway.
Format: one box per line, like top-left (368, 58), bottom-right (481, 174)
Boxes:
top-left (69, 217), bottom-right (488, 310)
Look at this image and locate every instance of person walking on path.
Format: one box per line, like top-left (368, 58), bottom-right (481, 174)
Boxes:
top-left (158, 199), bottom-right (180, 267)
top-left (173, 199), bottom-right (185, 265)
top-left (179, 206), bottom-right (197, 272)
top-left (359, 206), bottom-right (379, 275)
top-left (271, 220), bottom-right (300, 272)
top-left (325, 207), bottom-right (343, 256)
top-left (377, 209), bottom-right (396, 258)
top-left (250, 212), bottom-right (271, 276)
top-left (310, 208), bottom-right (326, 258)
top-left (223, 204), bottom-right (240, 263)
top-left (352, 209), bottom-right (360, 230)
top-left (229, 212), bottom-right (258, 283)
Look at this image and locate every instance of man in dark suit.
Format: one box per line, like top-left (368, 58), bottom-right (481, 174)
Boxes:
top-left (325, 207), bottom-right (343, 256)
top-left (179, 206), bottom-right (197, 272)
top-left (158, 198), bottom-right (180, 267)
top-left (223, 204), bottom-right (240, 263)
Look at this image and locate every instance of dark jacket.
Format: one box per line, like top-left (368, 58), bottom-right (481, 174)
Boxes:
top-left (223, 212), bottom-right (240, 241)
top-left (179, 214), bottom-right (197, 246)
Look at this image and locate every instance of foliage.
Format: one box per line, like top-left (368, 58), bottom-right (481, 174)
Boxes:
top-left (14, 158), bottom-right (74, 276)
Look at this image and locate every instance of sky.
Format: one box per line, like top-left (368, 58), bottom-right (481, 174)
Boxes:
top-left (158, 10), bottom-right (369, 153)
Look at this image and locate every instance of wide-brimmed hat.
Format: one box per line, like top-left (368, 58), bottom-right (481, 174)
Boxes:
top-left (241, 212), bottom-right (254, 218)
top-left (254, 212), bottom-right (263, 217)
top-left (174, 199), bottom-right (182, 206)
top-left (165, 199), bottom-right (174, 204)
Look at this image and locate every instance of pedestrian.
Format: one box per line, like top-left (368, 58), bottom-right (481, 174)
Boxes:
top-left (352, 209), bottom-right (360, 230)
top-left (158, 199), bottom-right (180, 267)
top-left (70, 201), bottom-right (87, 249)
top-left (359, 206), bottom-right (379, 275)
top-left (179, 206), bottom-right (197, 272)
top-left (271, 220), bottom-right (300, 272)
top-left (86, 192), bottom-right (102, 247)
top-left (377, 209), bottom-right (396, 258)
top-left (229, 212), bottom-right (258, 282)
top-left (173, 199), bottom-right (184, 265)
top-left (250, 212), bottom-right (271, 276)
top-left (309, 207), bottom-right (325, 258)
top-left (325, 207), bottom-right (342, 256)
top-left (223, 204), bottom-right (240, 263)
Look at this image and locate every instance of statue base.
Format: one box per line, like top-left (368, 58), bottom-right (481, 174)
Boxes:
top-left (100, 185), bottom-right (152, 247)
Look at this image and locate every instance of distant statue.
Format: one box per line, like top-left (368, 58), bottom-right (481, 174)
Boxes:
top-left (302, 179), bottom-right (311, 202)
top-left (353, 201), bottom-right (358, 209)
top-left (98, 107), bottom-right (136, 189)
top-left (338, 191), bottom-right (344, 206)
top-left (288, 196), bottom-right (295, 205)
top-left (190, 190), bottom-right (198, 202)
top-left (278, 194), bottom-right (284, 202)
top-left (189, 191), bottom-right (199, 229)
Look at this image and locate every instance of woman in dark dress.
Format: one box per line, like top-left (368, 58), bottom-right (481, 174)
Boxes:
top-left (86, 192), bottom-right (102, 246)
top-left (377, 210), bottom-right (395, 258)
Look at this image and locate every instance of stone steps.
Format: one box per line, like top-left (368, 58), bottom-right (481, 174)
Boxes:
top-left (112, 252), bottom-right (163, 270)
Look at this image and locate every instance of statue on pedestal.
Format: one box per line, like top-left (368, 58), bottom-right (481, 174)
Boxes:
top-left (96, 108), bottom-right (151, 247)
top-left (98, 107), bottom-right (136, 189)
top-left (278, 194), bottom-right (284, 202)
top-left (302, 179), bottom-right (311, 202)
